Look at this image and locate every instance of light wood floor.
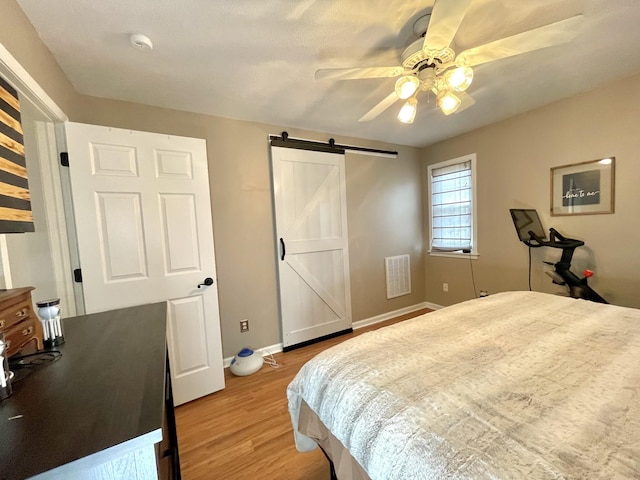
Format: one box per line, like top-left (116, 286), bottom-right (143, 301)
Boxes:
top-left (174, 308), bottom-right (431, 480)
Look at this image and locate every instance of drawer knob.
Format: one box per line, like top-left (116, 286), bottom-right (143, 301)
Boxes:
top-left (0, 319), bottom-right (4, 328)
top-left (15, 308), bottom-right (28, 318)
top-left (22, 326), bottom-right (34, 336)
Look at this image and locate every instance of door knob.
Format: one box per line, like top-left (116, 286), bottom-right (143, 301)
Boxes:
top-left (197, 277), bottom-right (214, 288)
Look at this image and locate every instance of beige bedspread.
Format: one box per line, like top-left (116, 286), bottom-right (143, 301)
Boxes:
top-left (287, 291), bottom-right (640, 479)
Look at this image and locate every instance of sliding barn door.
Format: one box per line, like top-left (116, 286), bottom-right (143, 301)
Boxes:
top-left (271, 146), bottom-right (352, 349)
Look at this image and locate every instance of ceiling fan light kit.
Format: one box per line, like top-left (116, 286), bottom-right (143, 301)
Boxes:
top-left (315, 0), bottom-right (583, 124)
top-left (444, 66), bottom-right (473, 92)
top-left (395, 75), bottom-right (420, 99)
top-left (437, 91), bottom-right (462, 116)
top-left (398, 97), bottom-right (418, 124)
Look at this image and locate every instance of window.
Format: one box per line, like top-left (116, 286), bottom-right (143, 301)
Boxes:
top-left (427, 153), bottom-right (477, 257)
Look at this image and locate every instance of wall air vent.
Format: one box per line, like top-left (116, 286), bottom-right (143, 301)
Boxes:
top-left (385, 254), bottom-right (411, 299)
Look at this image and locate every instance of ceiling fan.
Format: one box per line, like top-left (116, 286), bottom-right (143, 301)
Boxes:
top-left (315, 0), bottom-right (583, 124)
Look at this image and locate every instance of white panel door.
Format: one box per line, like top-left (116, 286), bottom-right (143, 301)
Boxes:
top-left (65, 122), bottom-right (224, 405)
top-left (271, 146), bottom-right (352, 349)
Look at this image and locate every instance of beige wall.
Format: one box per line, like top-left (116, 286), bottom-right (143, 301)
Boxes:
top-left (346, 150), bottom-right (425, 320)
top-left (1, 0), bottom-right (426, 358)
top-left (422, 72), bottom-right (640, 308)
top-left (0, 0), bottom-right (78, 115)
top-left (72, 98), bottom-right (425, 356)
top-left (5, 99), bottom-right (58, 299)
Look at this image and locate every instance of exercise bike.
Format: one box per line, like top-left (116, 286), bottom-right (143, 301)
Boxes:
top-left (510, 209), bottom-right (608, 304)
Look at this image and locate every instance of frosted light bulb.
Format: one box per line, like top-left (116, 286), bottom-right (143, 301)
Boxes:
top-left (445, 67), bottom-right (473, 92)
top-left (394, 76), bottom-right (419, 99)
top-left (437, 91), bottom-right (461, 115)
top-left (398, 98), bottom-right (418, 123)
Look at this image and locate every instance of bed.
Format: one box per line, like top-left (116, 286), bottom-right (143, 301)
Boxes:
top-left (287, 291), bottom-right (640, 479)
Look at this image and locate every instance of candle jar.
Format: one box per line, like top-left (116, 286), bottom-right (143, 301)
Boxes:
top-left (36, 298), bottom-right (65, 348)
top-left (0, 332), bottom-right (11, 401)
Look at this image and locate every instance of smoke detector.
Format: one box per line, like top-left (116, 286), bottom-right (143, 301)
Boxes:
top-left (129, 33), bottom-right (153, 51)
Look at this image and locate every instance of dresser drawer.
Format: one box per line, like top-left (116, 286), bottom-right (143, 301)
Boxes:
top-left (0, 287), bottom-right (42, 357)
top-left (0, 297), bottom-right (33, 331)
top-left (3, 316), bottom-right (38, 357)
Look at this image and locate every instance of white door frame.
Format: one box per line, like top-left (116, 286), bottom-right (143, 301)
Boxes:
top-left (0, 43), bottom-right (77, 315)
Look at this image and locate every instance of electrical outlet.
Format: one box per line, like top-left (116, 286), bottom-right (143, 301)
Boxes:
top-left (240, 319), bottom-right (249, 332)
top-left (443, 282), bottom-right (449, 292)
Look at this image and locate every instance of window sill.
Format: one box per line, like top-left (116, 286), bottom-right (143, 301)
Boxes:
top-left (428, 250), bottom-right (479, 260)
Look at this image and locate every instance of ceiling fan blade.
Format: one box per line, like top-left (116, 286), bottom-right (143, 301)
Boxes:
top-left (315, 66), bottom-right (406, 81)
top-left (423, 0), bottom-right (473, 52)
top-left (456, 15), bottom-right (583, 67)
top-left (457, 91), bottom-right (475, 113)
top-left (358, 92), bottom-right (400, 122)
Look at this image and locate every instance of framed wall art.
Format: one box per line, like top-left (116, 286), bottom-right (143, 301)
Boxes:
top-left (0, 74), bottom-right (34, 232)
top-left (550, 157), bottom-right (615, 216)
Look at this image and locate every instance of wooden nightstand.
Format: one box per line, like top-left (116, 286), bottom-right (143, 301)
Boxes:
top-left (0, 287), bottom-right (43, 357)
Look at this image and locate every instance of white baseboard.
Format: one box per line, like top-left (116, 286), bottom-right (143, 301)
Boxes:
top-left (223, 301), bottom-right (442, 368)
top-left (352, 301), bottom-right (442, 330)
top-left (424, 301), bottom-right (444, 311)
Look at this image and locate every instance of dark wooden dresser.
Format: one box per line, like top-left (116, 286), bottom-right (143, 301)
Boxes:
top-left (0, 302), bottom-right (179, 480)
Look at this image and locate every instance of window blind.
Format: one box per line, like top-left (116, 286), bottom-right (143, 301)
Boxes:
top-left (431, 160), bottom-right (471, 251)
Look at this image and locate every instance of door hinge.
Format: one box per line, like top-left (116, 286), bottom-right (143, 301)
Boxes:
top-left (73, 268), bottom-right (83, 283)
top-left (60, 152), bottom-right (69, 167)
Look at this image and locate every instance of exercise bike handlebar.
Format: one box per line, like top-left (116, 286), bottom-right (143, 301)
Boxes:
top-left (524, 230), bottom-right (546, 248)
top-left (548, 228), bottom-right (585, 249)
top-left (524, 228), bottom-right (584, 249)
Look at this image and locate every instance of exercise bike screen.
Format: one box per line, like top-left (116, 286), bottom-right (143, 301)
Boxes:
top-left (510, 209), bottom-right (546, 242)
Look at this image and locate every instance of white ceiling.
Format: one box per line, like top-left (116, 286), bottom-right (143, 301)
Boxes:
top-left (16, 0), bottom-right (640, 147)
